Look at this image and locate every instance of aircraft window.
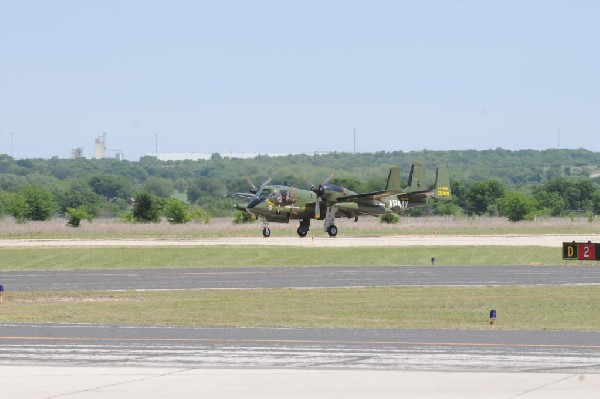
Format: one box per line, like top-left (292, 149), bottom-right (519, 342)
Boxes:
top-left (269, 189), bottom-right (290, 205)
top-left (324, 184), bottom-right (344, 193)
top-left (258, 188), bottom-right (272, 200)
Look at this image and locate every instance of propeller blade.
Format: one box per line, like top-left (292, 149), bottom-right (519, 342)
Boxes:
top-left (247, 177), bottom-right (258, 193)
top-left (260, 178), bottom-right (272, 189)
top-left (311, 173), bottom-right (335, 198)
top-left (315, 197), bottom-right (321, 219)
top-left (322, 173), bottom-right (335, 185)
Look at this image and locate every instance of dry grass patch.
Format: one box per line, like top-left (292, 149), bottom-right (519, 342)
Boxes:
top-left (1, 216), bottom-right (600, 239)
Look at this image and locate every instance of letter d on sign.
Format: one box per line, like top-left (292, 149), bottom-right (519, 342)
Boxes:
top-left (563, 242), bottom-right (578, 260)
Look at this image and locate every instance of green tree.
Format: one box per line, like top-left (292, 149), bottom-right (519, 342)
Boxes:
top-left (9, 194), bottom-right (30, 223)
top-left (538, 177), bottom-right (596, 212)
top-left (433, 201), bottom-right (462, 216)
top-left (88, 175), bottom-right (135, 201)
top-left (464, 180), bottom-right (506, 215)
top-left (132, 193), bottom-right (162, 223)
top-left (232, 211), bottom-right (255, 224)
top-left (65, 206), bottom-right (94, 227)
top-left (499, 191), bottom-right (537, 222)
top-left (163, 199), bottom-right (191, 224)
top-left (190, 206), bottom-right (212, 224)
top-left (380, 213), bottom-right (400, 224)
top-left (187, 176), bottom-right (227, 205)
top-left (57, 182), bottom-right (103, 217)
top-left (592, 191), bottom-right (600, 215)
top-left (533, 190), bottom-right (566, 217)
top-left (10, 185), bottom-right (57, 222)
top-left (0, 191), bottom-right (14, 216)
top-left (144, 176), bottom-right (175, 198)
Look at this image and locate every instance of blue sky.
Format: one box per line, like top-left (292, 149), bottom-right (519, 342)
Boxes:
top-left (1, 1), bottom-right (599, 160)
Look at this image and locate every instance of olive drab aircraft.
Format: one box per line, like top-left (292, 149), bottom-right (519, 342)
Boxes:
top-left (234, 161), bottom-right (451, 237)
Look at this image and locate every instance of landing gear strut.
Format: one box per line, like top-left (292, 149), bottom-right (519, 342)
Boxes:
top-left (297, 219), bottom-right (310, 237)
top-left (259, 216), bottom-right (270, 238)
top-left (323, 205), bottom-right (338, 237)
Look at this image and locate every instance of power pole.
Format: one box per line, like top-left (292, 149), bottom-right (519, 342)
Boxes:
top-left (353, 127), bottom-right (356, 154)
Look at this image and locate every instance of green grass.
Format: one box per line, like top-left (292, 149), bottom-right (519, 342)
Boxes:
top-left (2, 286), bottom-right (599, 330)
top-left (0, 246), bottom-right (574, 271)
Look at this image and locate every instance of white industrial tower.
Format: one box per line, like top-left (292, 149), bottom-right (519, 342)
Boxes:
top-left (95, 132), bottom-right (107, 159)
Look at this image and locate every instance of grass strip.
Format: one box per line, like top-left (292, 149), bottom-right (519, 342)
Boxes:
top-left (0, 246), bottom-right (573, 271)
top-left (1, 286), bottom-right (599, 330)
top-left (1, 217), bottom-right (600, 240)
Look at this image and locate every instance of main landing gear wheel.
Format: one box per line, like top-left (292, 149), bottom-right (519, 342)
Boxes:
top-left (262, 227), bottom-right (271, 237)
top-left (327, 225), bottom-right (338, 237)
top-left (297, 227), bottom-right (308, 237)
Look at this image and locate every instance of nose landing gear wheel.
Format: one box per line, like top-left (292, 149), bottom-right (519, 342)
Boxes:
top-left (297, 227), bottom-right (308, 237)
top-left (327, 225), bottom-right (338, 237)
top-left (262, 227), bottom-right (271, 237)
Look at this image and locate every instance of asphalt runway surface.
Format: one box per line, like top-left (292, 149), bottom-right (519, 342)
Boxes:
top-left (3, 265), bottom-right (600, 291)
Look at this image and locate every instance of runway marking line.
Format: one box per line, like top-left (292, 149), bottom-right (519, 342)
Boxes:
top-left (1, 336), bottom-right (600, 350)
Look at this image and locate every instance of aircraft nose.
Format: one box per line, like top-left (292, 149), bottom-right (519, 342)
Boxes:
top-left (246, 197), bottom-right (262, 210)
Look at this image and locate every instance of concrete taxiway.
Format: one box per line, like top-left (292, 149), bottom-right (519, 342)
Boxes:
top-left (3, 265), bottom-right (600, 291)
top-left (3, 366), bottom-right (599, 399)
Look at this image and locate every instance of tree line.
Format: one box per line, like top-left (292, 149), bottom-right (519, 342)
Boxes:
top-left (0, 148), bottom-right (599, 225)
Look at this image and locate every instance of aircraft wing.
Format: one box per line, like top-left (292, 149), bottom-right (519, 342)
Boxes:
top-left (337, 189), bottom-right (402, 202)
top-left (232, 192), bottom-right (255, 200)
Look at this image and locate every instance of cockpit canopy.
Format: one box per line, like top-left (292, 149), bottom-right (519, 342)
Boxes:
top-left (268, 188), bottom-right (293, 205)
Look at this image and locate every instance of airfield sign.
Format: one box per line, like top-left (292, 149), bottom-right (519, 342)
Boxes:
top-left (562, 241), bottom-right (600, 261)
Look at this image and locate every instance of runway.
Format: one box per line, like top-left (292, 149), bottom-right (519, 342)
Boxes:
top-left (2, 322), bottom-right (600, 397)
top-left (3, 265), bottom-right (600, 291)
top-left (2, 323), bottom-right (600, 373)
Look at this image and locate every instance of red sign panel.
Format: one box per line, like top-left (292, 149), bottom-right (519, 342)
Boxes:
top-left (578, 243), bottom-right (596, 260)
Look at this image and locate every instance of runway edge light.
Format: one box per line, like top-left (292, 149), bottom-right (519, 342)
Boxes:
top-left (0, 284), bottom-right (4, 303)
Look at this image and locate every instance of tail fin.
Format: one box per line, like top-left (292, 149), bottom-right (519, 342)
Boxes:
top-left (407, 161), bottom-right (427, 192)
top-left (385, 167), bottom-right (401, 191)
top-left (433, 165), bottom-right (451, 200)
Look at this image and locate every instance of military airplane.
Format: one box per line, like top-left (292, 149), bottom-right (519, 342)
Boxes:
top-left (234, 161), bottom-right (451, 237)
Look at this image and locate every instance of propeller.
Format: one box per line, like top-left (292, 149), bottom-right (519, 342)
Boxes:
top-left (310, 173), bottom-right (335, 199)
top-left (247, 178), bottom-right (258, 194)
top-left (258, 177), bottom-right (272, 191)
top-left (304, 174), bottom-right (334, 219)
top-left (247, 177), bottom-right (271, 194)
